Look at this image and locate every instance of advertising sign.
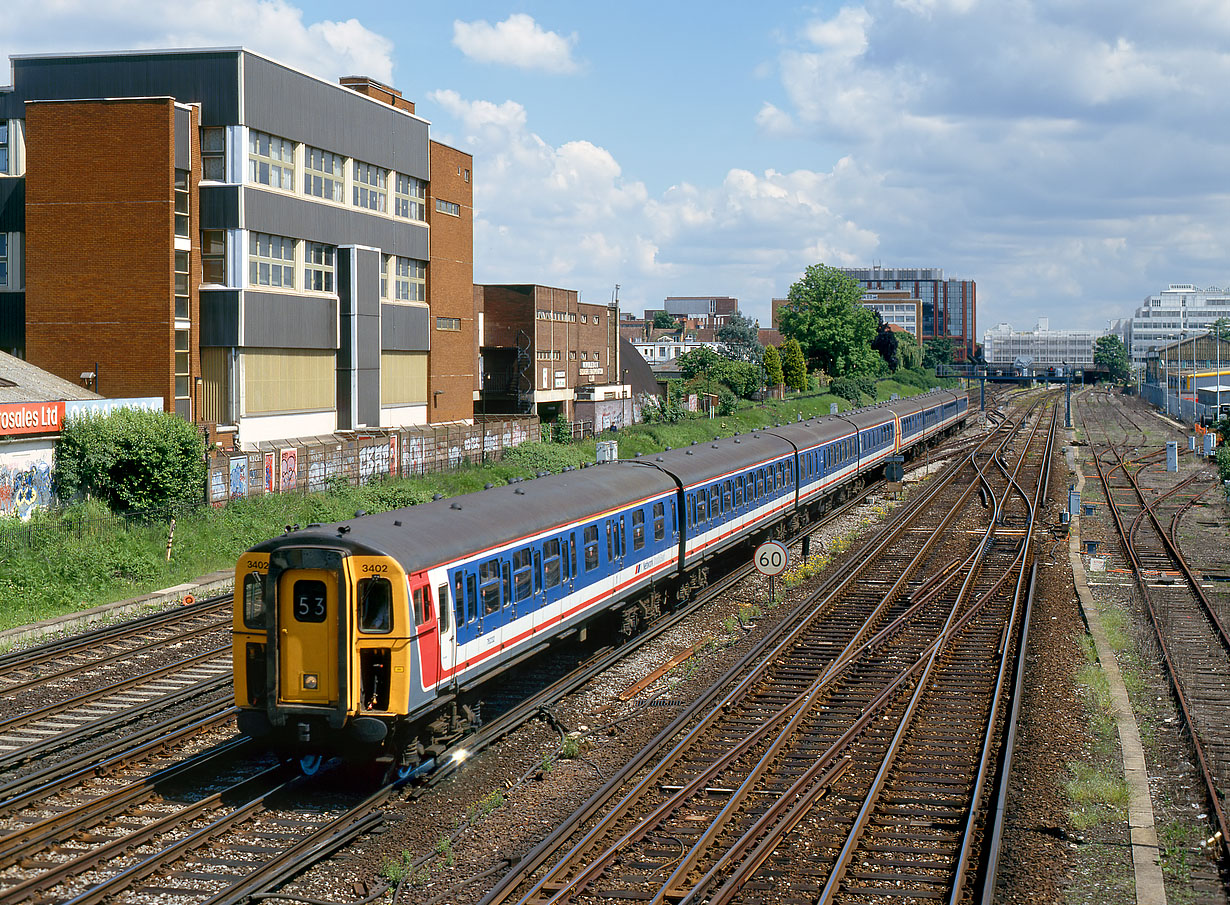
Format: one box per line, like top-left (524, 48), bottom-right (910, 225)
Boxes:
top-left (0, 401), bottom-right (65, 436)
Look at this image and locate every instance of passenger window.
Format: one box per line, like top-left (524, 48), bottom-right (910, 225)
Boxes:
top-left (437, 584), bottom-right (450, 632)
top-left (632, 510), bottom-right (645, 550)
top-left (466, 574), bottom-right (478, 623)
top-left (607, 520), bottom-right (615, 562)
top-left (710, 487), bottom-right (720, 516)
top-left (502, 561), bottom-right (512, 607)
top-left (584, 525), bottom-right (600, 571)
top-left (696, 491), bottom-right (707, 523)
top-left (454, 573), bottom-right (465, 627)
top-left (543, 538), bottom-right (562, 588)
top-left (480, 559), bottom-right (501, 615)
top-left (357, 576), bottom-right (392, 633)
top-left (243, 571), bottom-right (264, 629)
top-left (570, 535), bottom-right (578, 576)
top-left (513, 548), bottom-right (533, 601)
top-left (653, 502), bottom-right (665, 541)
top-left (734, 479), bottom-right (743, 508)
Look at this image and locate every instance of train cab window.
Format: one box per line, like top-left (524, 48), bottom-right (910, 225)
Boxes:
top-left (543, 539), bottom-right (562, 588)
top-left (584, 525), bottom-right (600, 571)
top-left (653, 502), bottom-right (665, 541)
top-left (354, 575), bottom-right (385, 630)
top-left (632, 510), bottom-right (645, 550)
top-left (479, 559), bottom-right (501, 615)
top-left (437, 584), bottom-right (450, 632)
top-left (242, 572), bottom-right (265, 629)
top-left (513, 548), bottom-right (533, 601)
top-left (292, 578), bottom-right (328, 623)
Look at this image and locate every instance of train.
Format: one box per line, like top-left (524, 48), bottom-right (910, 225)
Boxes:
top-left (232, 389), bottom-right (969, 776)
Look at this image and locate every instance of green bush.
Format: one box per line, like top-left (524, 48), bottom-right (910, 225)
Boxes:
top-left (55, 409), bottom-right (206, 512)
top-left (1215, 443), bottom-right (1230, 485)
top-left (829, 375), bottom-right (875, 403)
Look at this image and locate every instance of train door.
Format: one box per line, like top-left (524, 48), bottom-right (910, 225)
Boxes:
top-left (434, 575), bottom-right (456, 679)
top-left (408, 574), bottom-right (439, 689)
top-left (276, 568), bottom-right (338, 706)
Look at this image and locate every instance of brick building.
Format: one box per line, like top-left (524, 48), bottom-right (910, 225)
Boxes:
top-left (0, 48), bottom-right (474, 449)
top-left (476, 284), bottom-right (621, 421)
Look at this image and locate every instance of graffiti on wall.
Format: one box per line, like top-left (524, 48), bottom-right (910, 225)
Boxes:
top-left (279, 448), bottom-right (298, 491)
top-left (264, 452), bottom-right (275, 493)
top-left (229, 457), bottom-right (248, 499)
top-left (0, 456), bottom-right (55, 519)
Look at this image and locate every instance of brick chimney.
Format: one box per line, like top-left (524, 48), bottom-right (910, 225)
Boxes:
top-left (339, 76), bottom-right (415, 114)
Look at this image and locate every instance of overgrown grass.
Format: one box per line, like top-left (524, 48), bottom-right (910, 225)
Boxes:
top-left (1065, 761), bottom-right (1131, 830)
top-left (0, 377), bottom-right (958, 632)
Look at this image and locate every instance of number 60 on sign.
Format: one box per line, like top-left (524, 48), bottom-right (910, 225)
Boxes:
top-left (754, 540), bottom-right (789, 576)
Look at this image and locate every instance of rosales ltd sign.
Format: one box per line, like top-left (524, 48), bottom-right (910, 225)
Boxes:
top-left (0, 401), bottom-right (65, 436)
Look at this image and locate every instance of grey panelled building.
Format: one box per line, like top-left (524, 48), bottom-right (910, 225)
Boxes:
top-left (0, 48), bottom-right (468, 449)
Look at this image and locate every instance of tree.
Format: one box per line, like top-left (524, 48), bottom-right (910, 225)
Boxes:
top-left (652, 311), bottom-right (678, 330)
top-left (871, 313), bottom-right (901, 371)
top-left (763, 345), bottom-right (784, 387)
top-left (676, 345), bottom-right (723, 382)
top-left (780, 338), bottom-right (808, 392)
top-left (716, 312), bottom-right (763, 364)
top-left (923, 337), bottom-right (955, 371)
top-left (55, 408), bottom-right (206, 512)
top-left (897, 332), bottom-right (924, 371)
top-left (778, 264), bottom-right (880, 377)
top-left (1093, 334), bottom-right (1130, 383)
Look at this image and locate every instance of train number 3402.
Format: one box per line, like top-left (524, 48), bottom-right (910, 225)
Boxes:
top-left (361, 563), bottom-right (389, 573)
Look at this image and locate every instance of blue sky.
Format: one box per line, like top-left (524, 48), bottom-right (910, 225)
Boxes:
top-left (4, 1), bottom-right (1230, 335)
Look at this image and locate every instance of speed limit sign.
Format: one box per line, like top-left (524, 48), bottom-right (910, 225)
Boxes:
top-left (754, 540), bottom-right (789, 576)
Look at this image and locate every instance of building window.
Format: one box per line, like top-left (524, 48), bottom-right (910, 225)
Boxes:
top-left (202, 127), bottom-right (225, 180)
top-left (464, 168), bottom-right (470, 183)
top-left (0, 234), bottom-right (7, 287)
top-left (248, 131), bottom-right (294, 190)
top-left (383, 255), bottom-right (425, 301)
top-left (174, 250), bottom-right (189, 319)
top-left (0, 121), bottom-right (7, 173)
top-left (569, 350), bottom-right (576, 361)
top-left (175, 328), bottom-right (191, 419)
top-left (394, 174), bottom-right (426, 220)
top-left (174, 170), bottom-right (189, 238)
top-left (249, 232), bottom-right (295, 288)
top-left (353, 161), bottom-right (388, 211)
top-left (304, 243), bottom-right (335, 293)
top-left (580, 314), bottom-right (587, 324)
top-left (436, 317), bottom-right (461, 331)
top-left (202, 230), bottom-right (226, 285)
top-left (303, 146), bottom-right (344, 202)
top-left (435, 199), bottom-right (461, 216)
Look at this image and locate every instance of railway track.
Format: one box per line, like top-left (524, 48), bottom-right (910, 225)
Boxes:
top-left (474, 397), bottom-right (1055, 904)
top-left (1077, 390), bottom-right (1230, 871)
top-left (0, 466), bottom-right (915, 904)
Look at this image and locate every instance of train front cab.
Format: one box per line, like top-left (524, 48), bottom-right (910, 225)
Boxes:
top-left (233, 544), bottom-right (436, 763)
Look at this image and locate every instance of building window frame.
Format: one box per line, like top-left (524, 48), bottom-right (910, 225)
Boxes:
top-left (174, 170), bottom-right (190, 238)
top-left (202, 126), bottom-right (225, 181)
top-left (0, 233), bottom-right (7, 288)
top-left (394, 173), bottom-right (426, 221)
top-left (174, 250), bottom-right (190, 319)
top-left (248, 232), bottom-right (296, 289)
top-left (248, 130), bottom-right (295, 191)
top-left (202, 230), bottom-right (226, 285)
top-left (435, 198), bottom-right (461, 217)
top-left (436, 317), bottom-right (462, 332)
top-left (304, 242), bottom-right (336, 293)
top-left (353, 161), bottom-right (388, 212)
top-left (304, 146), bottom-right (344, 203)
top-left (0, 121), bottom-right (7, 174)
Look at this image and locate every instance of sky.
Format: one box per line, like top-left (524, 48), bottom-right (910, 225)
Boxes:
top-left (4, 0), bottom-right (1230, 335)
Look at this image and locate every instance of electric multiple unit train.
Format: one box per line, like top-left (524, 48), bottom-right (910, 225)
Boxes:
top-left (233, 390), bottom-right (969, 775)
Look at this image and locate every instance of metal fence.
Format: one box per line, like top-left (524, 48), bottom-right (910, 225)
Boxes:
top-left (0, 418), bottom-right (539, 553)
top-left (205, 418), bottom-right (539, 505)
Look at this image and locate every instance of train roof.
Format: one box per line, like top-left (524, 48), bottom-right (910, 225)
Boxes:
top-left (622, 431), bottom-right (795, 488)
top-left (252, 463), bottom-right (678, 572)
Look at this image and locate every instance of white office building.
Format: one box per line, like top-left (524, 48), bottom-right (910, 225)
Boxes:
top-left (1129, 284), bottom-right (1230, 368)
top-left (982, 318), bottom-right (1100, 368)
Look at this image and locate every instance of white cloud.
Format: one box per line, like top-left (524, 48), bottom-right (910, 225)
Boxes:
top-left (452, 14), bottom-right (579, 74)
top-left (429, 90), bottom-right (882, 324)
top-left (0, 0), bottom-right (395, 83)
top-left (755, 0), bottom-right (1230, 329)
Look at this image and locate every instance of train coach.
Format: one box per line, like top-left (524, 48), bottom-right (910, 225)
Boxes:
top-left (233, 389), bottom-right (968, 776)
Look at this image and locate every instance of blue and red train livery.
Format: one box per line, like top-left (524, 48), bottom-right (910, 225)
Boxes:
top-left (233, 390), bottom-right (968, 774)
